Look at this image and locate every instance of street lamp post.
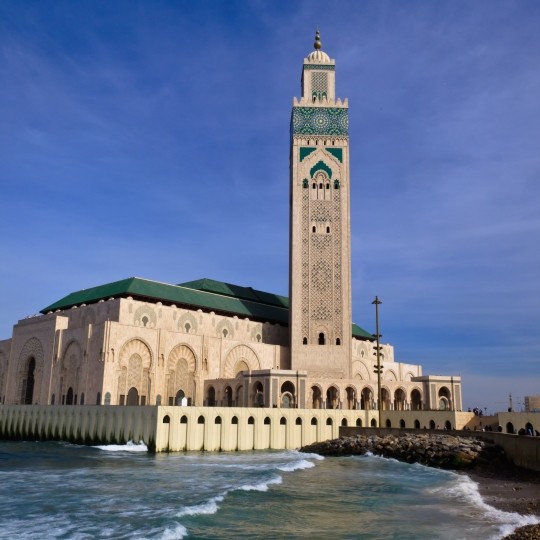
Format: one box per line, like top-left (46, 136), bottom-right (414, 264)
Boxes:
top-left (372, 296), bottom-right (383, 428)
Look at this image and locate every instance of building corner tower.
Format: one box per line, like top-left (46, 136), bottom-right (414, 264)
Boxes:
top-left (289, 32), bottom-right (352, 379)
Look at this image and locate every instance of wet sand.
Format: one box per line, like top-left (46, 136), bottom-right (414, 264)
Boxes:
top-left (467, 465), bottom-right (540, 539)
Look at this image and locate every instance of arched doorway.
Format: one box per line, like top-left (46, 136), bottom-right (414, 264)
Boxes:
top-left (411, 389), bottom-right (422, 410)
top-left (438, 387), bottom-right (451, 411)
top-left (175, 389), bottom-right (186, 406)
top-left (22, 358), bottom-right (36, 405)
top-left (381, 388), bottom-right (390, 410)
top-left (345, 387), bottom-right (356, 410)
top-left (311, 386), bottom-right (322, 409)
top-left (253, 382), bottom-right (264, 407)
top-left (66, 387), bottom-right (74, 405)
top-left (394, 388), bottom-right (406, 411)
top-left (207, 386), bottom-right (216, 406)
top-left (506, 422), bottom-right (514, 434)
top-left (235, 385), bottom-right (244, 407)
top-left (326, 386), bottom-right (339, 409)
top-left (361, 387), bottom-right (372, 410)
top-left (127, 387), bottom-right (139, 406)
top-left (224, 386), bottom-right (232, 407)
top-left (281, 381), bottom-right (295, 408)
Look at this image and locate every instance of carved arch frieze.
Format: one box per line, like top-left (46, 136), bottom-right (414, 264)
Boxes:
top-left (223, 345), bottom-right (260, 379)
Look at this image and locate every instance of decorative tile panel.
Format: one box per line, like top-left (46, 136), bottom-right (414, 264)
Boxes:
top-left (292, 107), bottom-right (348, 136)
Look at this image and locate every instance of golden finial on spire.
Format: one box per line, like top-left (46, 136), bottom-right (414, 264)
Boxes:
top-left (314, 29), bottom-right (322, 50)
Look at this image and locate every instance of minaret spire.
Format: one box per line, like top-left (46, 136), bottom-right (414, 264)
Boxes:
top-left (314, 29), bottom-right (322, 50)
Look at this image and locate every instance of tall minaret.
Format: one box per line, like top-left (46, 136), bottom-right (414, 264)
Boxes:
top-left (289, 31), bottom-right (352, 378)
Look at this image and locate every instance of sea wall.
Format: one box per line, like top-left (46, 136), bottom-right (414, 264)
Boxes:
top-left (0, 405), bottom-right (474, 452)
top-left (0, 405), bottom-right (376, 451)
top-left (0, 405), bottom-right (158, 449)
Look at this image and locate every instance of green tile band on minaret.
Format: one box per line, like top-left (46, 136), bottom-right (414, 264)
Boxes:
top-left (291, 107), bottom-right (348, 136)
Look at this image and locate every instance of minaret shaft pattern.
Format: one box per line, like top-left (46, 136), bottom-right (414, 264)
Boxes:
top-left (289, 34), bottom-right (352, 377)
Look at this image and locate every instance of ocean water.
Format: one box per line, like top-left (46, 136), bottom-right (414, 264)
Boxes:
top-left (0, 441), bottom-right (538, 539)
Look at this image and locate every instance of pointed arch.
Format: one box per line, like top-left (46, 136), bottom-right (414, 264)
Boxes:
top-left (117, 339), bottom-right (152, 405)
top-left (16, 337), bottom-right (44, 405)
top-left (223, 345), bottom-right (260, 379)
top-left (352, 360), bottom-right (370, 380)
top-left (166, 344), bottom-right (197, 405)
top-left (60, 340), bottom-right (83, 403)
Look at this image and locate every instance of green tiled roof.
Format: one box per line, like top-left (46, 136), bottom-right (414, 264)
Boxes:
top-left (41, 277), bottom-right (373, 340)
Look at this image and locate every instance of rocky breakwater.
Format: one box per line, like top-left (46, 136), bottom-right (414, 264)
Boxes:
top-left (300, 433), bottom-right (507, 470)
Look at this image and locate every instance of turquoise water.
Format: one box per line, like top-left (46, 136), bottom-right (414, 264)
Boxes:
top-left (0, 441), bottom-right (537, 539)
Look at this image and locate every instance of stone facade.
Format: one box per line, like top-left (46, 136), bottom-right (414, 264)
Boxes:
top-left (0, 33), bottom-right (462, 417)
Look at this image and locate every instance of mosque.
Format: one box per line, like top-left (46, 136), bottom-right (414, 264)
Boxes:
top-left (0, 33), bottom-right (462, 416)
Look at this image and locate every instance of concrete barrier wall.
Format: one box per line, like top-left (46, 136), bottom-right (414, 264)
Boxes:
top-left (0, 405), bottom-right (381, 451)
top-left (153, 407), bottom-right (379, 451)
top-left (0, 405), bottom-right (158, 449)
top-left (341, 426), bottom-right (540, 472)
top-left (0, 405), bottom-right (474, 452)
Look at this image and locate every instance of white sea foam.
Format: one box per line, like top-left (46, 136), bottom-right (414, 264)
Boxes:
top-left (238, 475), bottom-right (283, 492)
top-left (277, 459), bottom-right (316, 472)
top-left (430, 473), bottom-right (540, 539)
top-left (296, 451), bottom-right (325, 461)
top-left (153, 523), bottom-right (188, 540)
top-left (176, 495), bottom-right (225, 517)
top-left (93, 440), bottom-right (148, 452)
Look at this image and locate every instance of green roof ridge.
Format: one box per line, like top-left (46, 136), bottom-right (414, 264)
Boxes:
top-left (41, 276), bottom-right (373, 340)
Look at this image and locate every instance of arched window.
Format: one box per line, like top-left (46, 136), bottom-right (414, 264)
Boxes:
top-left (142, 316), bottom-right (149, 327)
top-left (215, 416), bottom-right (222, 424)
top-left (326, 183), bottom-right (330, 189)
top-left (326, 226), bottom-right (330, 233)
top-left (370, 418), bottom-right (377, 427)
top-left (429, 420), bottom-right (436, 429)
top-left (280, 417), bottom-right (287, 425)
top-left (312, 226), bottom-right (316, 233)
top-left (295, 417), bottom-right (302, 425)
top-left (303, 337), bottom-right (308, 345)
top-left (264, 416), bottom-right (271, 425)
top-left (96, 392), bottom-right (101, 405)
top-left (336, 338), bottom-right (341, 345)
top-left (341, 418), bottom-right (348, 427)
top-left (302, 179), bottom-right (309, 188)
top-left (232, 416), bottom-right (238, 425)
top-left (51, 394), bottom-right (55, 405)
top-left (400, 419), bottom-right (406, 428)
top-left (248, 416), bottom-right (255, 425)
top-left (80, 393), bottom-right (85, 405)
top-left (180, 415), bottom-right (188, 424)
top-left (318, 333), bottom-right (325, 345)
top-left (334, 179), bottom-right (340, 189)
top-left (163, 415), bottom-right (170, 424)
top-left (386, 419), bottom-right (392, 428)
top-left (326, 418), bottom-right (333, 426)
top-left (356, 418), bottom-right (362, 427)
top-left (311, 417), bottom-right (318, 426)
top-left (197, 415), bottom-right (205, 424)
top-left (156, 394), bottom-right (162, 406)
top-left (414, 419), bottom-right (421, 429)
top-left (312, 183), bottom-right (316, 189)
top-left (104, 392), bottom-right (111, 405)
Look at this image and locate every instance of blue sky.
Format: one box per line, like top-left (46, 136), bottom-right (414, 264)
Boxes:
top-left (1, 1), bottom-right (539, 413)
